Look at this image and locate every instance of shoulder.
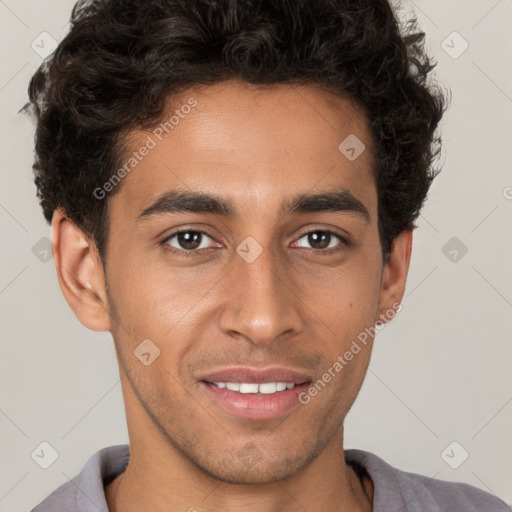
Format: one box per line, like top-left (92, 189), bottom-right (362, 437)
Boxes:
top-left (30, 444), bottom-right (130, 512)
top-left (345, 448), bottom-right (511, 512)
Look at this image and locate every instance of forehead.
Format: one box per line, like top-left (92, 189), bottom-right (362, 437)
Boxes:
top-left (111, 79), bottom-right (377, 220)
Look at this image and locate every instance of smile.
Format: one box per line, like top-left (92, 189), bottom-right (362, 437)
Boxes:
top-left (201, 380), bottom-right (311, 420)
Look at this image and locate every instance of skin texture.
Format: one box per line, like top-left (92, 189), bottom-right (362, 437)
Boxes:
top-left (52, 79), bottom-right (412, 512)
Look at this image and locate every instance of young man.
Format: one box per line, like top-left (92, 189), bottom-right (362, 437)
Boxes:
top-left (26, 0), bottom-right (509, 510)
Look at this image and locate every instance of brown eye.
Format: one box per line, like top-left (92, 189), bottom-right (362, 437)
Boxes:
top-left (164, 230), bottom-right (213, 251)
top-left (295, 230), bottom-right (346, 250)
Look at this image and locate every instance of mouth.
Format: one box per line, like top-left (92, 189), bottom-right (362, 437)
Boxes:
top-left (197, 366), bottom-right (313, 420)
top-left (200, 381), bottom-right (312, 420)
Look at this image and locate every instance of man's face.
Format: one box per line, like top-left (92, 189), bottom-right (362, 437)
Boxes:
top-left (103, 79), bottom-right (387, 483)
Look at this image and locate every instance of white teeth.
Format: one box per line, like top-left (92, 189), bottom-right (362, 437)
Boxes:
top-left (212, 382), bottom-right (295, 394)
top-left (239, 383), bottom-right (259, 394)
top-left (259, 382), bottom-right (278, 394)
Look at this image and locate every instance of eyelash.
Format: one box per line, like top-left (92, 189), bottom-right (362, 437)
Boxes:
top-left (161, 228), bottom-right (349, 257)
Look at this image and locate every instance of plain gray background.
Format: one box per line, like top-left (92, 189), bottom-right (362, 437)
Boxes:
top-left (1, 0), bottom-right (511, 510)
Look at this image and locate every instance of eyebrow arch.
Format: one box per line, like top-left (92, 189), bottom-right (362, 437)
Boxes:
top-left (136, 188), bottom-right (370, 224)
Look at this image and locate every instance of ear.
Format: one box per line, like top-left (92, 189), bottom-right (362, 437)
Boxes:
top-left (375, 229), bottom-right (413, 325)
top-left (51, 208), bottom-right (111, 332)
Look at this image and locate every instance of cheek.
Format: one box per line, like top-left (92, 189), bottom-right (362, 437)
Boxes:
top-left (297, 259), bottom-right (380, 388)
top-left (298, 260), bottom-right (381, 328)
top-left (105, 260), bottom-right (223, 380)
top-left (107, 254), bottom-right (212, 328)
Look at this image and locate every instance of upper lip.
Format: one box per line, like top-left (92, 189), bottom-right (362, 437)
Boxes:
top-left (197, 366), bottom-right (313, 385)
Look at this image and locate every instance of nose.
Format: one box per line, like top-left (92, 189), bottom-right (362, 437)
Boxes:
top-left (218, 244), bottom-right (303, 346)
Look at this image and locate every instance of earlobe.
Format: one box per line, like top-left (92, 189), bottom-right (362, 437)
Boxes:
top-left (376, 229), bottom-right (413, 324)
top-left (51, 208), bottom-right (112, 332)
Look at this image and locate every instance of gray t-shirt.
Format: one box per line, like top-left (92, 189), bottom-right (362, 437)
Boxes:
top-left (30, 444), bottom-right (510, 511)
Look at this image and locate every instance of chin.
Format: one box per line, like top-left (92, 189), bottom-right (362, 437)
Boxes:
top-left (190, 445), bottom-right (316, 485)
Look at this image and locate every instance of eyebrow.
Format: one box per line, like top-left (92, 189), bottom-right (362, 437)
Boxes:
top-left (136, 188), bottom-right (370, 224)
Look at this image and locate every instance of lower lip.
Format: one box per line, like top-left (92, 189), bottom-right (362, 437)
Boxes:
top-left (200, 381), bottom-right (311, 420)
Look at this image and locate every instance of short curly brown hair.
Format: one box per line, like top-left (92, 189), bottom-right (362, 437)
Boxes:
top-left (27, 0), bottom-right (448, 265)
